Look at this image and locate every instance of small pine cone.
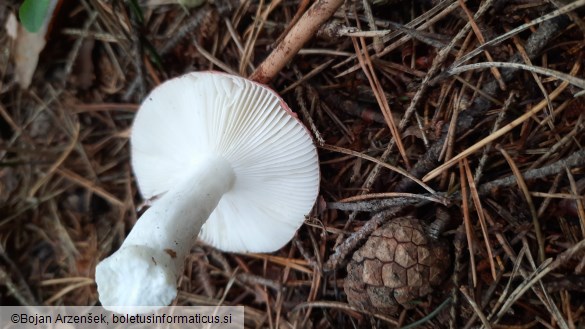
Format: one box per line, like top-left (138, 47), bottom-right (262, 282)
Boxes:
top-left (344, 216), bottom-right (451, 313)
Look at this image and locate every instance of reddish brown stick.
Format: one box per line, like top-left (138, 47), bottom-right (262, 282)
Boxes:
top-left (249, 0), bottom-right (344, 84)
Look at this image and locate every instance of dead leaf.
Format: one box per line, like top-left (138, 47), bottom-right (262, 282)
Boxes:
top-left (8, 0), bottom-right (59, 89)
top-left (13, 24), bottom-right (47, 88)
top-left (4, 12), bottom-right (18, 39)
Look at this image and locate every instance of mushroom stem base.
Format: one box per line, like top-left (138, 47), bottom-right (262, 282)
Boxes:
top-left (96, 155), bottom-right (235, 311)
top-left (95, 245), bottom-right (177, 313)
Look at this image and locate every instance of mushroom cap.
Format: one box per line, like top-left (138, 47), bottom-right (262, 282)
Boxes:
top-left (131, 72), bottom-right (319, 253)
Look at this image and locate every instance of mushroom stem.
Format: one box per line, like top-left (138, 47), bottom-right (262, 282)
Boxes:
top-left (95, 155), bottom-right (235, 311)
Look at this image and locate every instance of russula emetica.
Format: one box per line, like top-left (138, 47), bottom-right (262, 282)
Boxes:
top-left (95, 72), bottom-right (320, 311)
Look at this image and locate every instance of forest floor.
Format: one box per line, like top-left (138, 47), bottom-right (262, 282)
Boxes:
top-left (1, 0), bottom-right (585, 328)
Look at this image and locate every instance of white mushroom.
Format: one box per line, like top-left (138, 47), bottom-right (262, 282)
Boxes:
top-left (95, 72), bottom-right (320, 312)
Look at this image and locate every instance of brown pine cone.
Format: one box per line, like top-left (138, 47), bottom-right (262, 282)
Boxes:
top-left (344, 216), bottom-right (451, 313)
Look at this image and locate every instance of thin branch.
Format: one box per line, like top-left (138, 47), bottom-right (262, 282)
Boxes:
top-left (249, 0), bottom-right (345, 83)
top-left (434, 61), bottom-right (585, 92)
